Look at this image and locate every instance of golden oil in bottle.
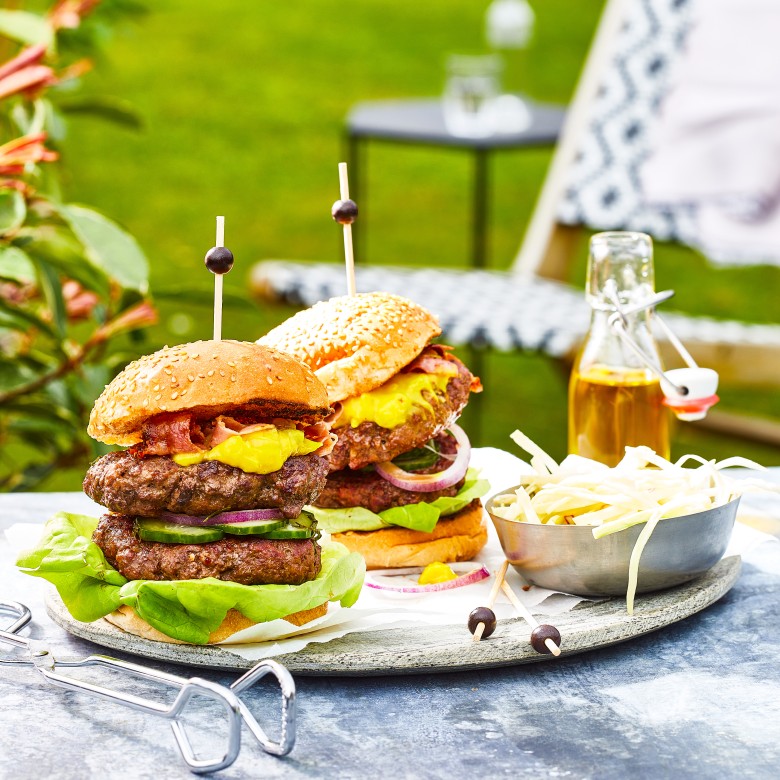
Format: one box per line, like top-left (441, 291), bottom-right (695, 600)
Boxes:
top-left (569, 364), bottom-right (670, 466)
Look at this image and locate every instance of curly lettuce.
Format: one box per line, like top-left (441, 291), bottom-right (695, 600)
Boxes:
top-left (308, 469), bottom-right (490, 534)
top-left (17, 512), bottom-right (365, 645)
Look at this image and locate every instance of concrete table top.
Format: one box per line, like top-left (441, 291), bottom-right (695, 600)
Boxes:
top-left (2, 488), bottom-right (779, 779)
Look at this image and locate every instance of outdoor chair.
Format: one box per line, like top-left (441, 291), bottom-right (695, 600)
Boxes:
top-left (251, 0), bottom-right (780, 444)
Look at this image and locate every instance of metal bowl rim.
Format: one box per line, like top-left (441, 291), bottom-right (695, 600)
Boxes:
top-left (486, 487), bottom-right (740, 534)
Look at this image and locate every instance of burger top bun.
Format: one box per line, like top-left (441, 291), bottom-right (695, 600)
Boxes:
top-left (88, 340), bottom-right (330, 446)
top-left (258, 292), bottom-right (442, 403)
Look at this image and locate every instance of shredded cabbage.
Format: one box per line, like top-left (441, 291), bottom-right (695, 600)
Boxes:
top-left (493, 432), bottom-right (780, 613)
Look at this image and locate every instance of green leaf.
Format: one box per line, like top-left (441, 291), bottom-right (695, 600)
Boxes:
top-left (58, 95), bottom-right (144, 130)
top-left (0, 296), bottom-right (56, 337)
top-left (0, 10), bottom-right (54, 48)
top-left (16, 513), bottom-right (126, 621)
top-left (17, 513), bottom-right (366, 644)
top-left (59, 204), bottom-right (149, 293)
top-left (0, 191), bottom-right (27, 235)
top-left (308, 469), bottom-right (491, 533)
top-left (0, 357), bottom-right (38, 393)
top-left (0, 246), bottom-right (36, 283)
top-left (35, 258), bottom-right (67, 337)
top-left (25, 229), bottom-right (110, 297)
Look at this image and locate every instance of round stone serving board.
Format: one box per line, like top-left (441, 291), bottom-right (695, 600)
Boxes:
top-left (45, 556), bottom-right (740, 676)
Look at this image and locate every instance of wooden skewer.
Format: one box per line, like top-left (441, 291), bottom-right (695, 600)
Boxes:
top-left (500, 579), bottom-right (561, 657)
top-left (213, 216), bottom-right (225, 341)
top-left (338, 162), bottom-right (357, 296)
top-left (472, 559), bottom-right (509, 642)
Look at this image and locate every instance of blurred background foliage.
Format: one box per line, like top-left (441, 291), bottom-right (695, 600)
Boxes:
top-left (2, 0), bottom-right (778, 491)
top-left (0, 0), bottom-right (156, 490)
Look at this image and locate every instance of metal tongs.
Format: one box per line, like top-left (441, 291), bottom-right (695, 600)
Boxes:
top-left (603, 281), bottom-right (720, 420)
top-left (0, 601), bottom-right (296, 774)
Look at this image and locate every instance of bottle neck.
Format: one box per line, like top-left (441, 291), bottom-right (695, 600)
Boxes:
top-left (578, 307), bottom-right (662, 376)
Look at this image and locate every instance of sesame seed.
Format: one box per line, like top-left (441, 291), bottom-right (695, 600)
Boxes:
top-left (171, 392), bottom-right (179, 400)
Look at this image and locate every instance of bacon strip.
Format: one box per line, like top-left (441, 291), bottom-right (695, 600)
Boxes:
top-left (305, 421), bottom-right (337, 457)
top-left (403, 345), bottom-right (459, 377)
top-left (209, 415), bottom-right (246, 446)
top-left (136, 412), bottom-right (334, 457)
top-left (140, 412), bottom-right (201, 455)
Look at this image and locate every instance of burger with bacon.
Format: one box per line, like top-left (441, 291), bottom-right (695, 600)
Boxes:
top-left (258, 292), bottom-right (489, 569)
top-left (17, 340), bottom-right (365, 644)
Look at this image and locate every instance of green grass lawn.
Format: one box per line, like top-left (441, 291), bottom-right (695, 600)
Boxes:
top-left (43, 0), bottom-right (780, 488)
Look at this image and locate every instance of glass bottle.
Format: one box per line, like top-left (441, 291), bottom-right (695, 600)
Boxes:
top-left (568, 232), bottom-right (670, 466)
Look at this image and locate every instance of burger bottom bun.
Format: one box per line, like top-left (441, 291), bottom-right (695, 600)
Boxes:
top-left (332, 499), bottom-right (487, 570)
top-left (104, 602), bottom-right (328, 645)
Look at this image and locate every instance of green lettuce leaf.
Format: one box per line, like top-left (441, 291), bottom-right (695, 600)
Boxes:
top-left (309, 470), bottom-right (490, 534)
top-left (17, 512), bottom-right (366, 644)
top-left (17, 513), bottom-right (126, 621)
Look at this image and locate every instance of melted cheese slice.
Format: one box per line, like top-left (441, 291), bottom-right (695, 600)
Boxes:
top-left (337, 373), bottom-right (450, 430)
top-left (172, 428), bottom-right (320, 474)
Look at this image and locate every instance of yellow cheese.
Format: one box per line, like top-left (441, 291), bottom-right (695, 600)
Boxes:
top-left (337, 373), bottom-right (450, 430)
top-left (172, 427), bottom-right (320, 474)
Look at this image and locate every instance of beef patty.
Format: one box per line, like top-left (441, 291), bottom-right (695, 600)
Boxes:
top-left (327, 355), bottom-right (476, 471)
top-left (93, 515), bottom-right (321, 585)
top-left (315, 432), bottom-right (464, 513)
top-left (84, 451), bottom-right (328, 518)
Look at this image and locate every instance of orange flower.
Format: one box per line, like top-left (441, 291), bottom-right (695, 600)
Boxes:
top-left (93, 299), bottom-right (158, 342)
top-left (0, 133), bottom-right (58, 177)
top-left (48, 0), bottom-right (102, 31)
top-left (0, 44), bottom-right (56, 101)
top-left (62, 279), bottom-right (100, 321)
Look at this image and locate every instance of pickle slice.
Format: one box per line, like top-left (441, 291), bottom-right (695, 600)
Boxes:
top-left (216, 518), bottom-right (286, 536)
top-left (136, 519), bottom-right (224, 544)
top-left (261, 524), bottom-right (316, 539)
top-left (261, 512), bottom-right (318, 539)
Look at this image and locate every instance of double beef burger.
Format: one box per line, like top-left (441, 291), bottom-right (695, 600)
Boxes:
top-left (27, 339), bottom-right (364, 644)
top-left (259, 292), bottom-right (489, 569)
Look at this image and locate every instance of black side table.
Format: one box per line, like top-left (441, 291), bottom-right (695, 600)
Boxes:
top-left (344, 96), bottom-right (566, 268)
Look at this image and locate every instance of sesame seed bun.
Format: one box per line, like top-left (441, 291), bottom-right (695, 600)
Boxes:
top-left (330, 500), bottom-right (487, 569)
top-left (104, 602), bottom-right (328, 644)
top-left (257, 292), bottom-right (441, 403)
top-left (88, 339), bottom-right (331, 446)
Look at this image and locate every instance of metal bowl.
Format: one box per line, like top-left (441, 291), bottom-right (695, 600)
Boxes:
top-left (486, 488), bottom-right (739, 597)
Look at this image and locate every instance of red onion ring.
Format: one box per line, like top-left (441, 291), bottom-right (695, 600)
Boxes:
top-left (374, 424), bottom-right (471, 492)
top-left (159, 508), bottom-right (284, 526)
top-left (365, 564), bottom-right (490, 593)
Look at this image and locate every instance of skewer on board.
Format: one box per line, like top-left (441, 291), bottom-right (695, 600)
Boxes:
top-left (468, 559), bottom-right (562, 656)
top-left (204, 216), bottom-right (234, 340)
top-left (469, 559), bottom-right (508, 642)
top-left (500, 579), bottom-right (562, 656)
top-left (331, 162), bottom-right (358, 296)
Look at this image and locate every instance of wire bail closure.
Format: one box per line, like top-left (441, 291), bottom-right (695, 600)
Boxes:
top-left (0, 601), bottom-right (296, 774)
top-left (603, 281), bottom-right (720, 421)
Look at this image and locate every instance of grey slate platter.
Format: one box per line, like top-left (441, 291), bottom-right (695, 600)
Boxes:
top-left (45, 556), bottom-right (740, 676)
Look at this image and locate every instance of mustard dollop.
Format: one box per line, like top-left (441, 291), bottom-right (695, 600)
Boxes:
top-left (337, 373), bottom-right (450, 430)
top-left (172, 428), bottom-right (320, 474)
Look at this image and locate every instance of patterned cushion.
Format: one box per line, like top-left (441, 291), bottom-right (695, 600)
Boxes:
top-left (256, 260), bottom-right (780, 354)
top-left (558, 0), bottom-right (698, 242)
